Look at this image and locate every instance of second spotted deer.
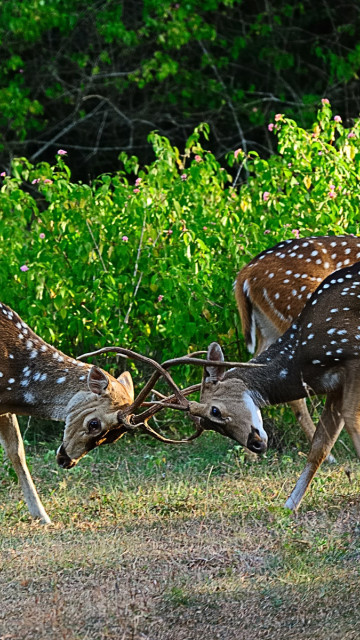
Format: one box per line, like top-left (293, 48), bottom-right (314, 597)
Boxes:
top-left (235, 235), bottom-right (360, 449)
top-left (188, 261), bottom-right (360, 509)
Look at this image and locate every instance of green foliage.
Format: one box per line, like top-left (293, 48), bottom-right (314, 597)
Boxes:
top-left (232, 102), bottom-right (360, 237)
top-left (1, 1), bottom-right (360, 178)
top-left (0, 106), bottom-right (360, 385)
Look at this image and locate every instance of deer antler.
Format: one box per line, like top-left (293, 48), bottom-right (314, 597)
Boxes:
top-left (77, 346), bottom-right (188, 408)
top-left (77, 346), bottom-right (263, 444)
top-left (77, 347), bottom-right (203, 444)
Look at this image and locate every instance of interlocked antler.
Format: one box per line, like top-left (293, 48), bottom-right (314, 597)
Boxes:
top-left (77, 347), bottom-right (203, 443)
top-left (77, 346), bottom-right (263, 444)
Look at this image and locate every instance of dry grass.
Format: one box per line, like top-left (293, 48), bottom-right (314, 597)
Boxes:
top-left (0, 430), bottom-right (360, 639)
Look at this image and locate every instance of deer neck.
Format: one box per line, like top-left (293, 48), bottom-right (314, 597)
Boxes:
top-left (229, 327), bottom-right (307, 406)
top-left (0, 304), bottom-right (92, 421)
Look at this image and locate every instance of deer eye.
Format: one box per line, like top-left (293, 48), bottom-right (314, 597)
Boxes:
top-left (88, 418), bottom-right (102, 434)
top-left (211, 406), bottom-right (222, 419)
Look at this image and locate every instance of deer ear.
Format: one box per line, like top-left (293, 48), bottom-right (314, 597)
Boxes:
top-left (88, 366), bottom-right (109, 395)
top-left (117, 371), bottom-right (134, 402)
top-left (203, 342), bottom-right (226, 383)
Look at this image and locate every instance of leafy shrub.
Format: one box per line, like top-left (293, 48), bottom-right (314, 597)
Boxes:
top-left (0, 104), bottom-right (359, 387)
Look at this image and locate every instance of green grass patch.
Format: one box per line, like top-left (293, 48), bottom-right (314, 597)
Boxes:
top-left (1, 430), bottom-right (360, 639)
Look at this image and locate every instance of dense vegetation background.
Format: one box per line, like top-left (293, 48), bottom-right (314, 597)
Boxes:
top-left (1, 0), bottom-right (360, 179)
top-left (1, 0), bottom-right (360, 383)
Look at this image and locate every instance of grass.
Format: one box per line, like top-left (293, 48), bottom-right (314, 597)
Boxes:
top-left (0, 419), bottom-right (360, 639)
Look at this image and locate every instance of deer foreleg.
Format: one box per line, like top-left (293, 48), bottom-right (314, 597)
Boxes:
top-left (288, 399), bottom-right (336, 464)
top-left (0, 414), bottom-right (51, 524)
top-left (285, 393), bottom-right (344, 511)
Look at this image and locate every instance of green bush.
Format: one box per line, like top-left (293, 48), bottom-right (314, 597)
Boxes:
top-left (1, 103), bottom-right (359, 386)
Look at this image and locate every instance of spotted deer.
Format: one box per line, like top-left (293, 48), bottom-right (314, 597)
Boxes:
top-left (234, 235), bottom-right (360, 453)
top-left (186, 261), bottom-right (360, 510)
top-left (0, 302), bottom-right (202, 523)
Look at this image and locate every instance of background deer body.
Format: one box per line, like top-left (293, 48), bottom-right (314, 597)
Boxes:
top-left (0, 301), bottom-right (135, 523)
top-left (234, 235), bottom-right (360, 449)
top-left (189, 261), bottom-right (360, 509)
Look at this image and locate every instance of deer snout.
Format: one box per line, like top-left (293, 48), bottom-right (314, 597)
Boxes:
top-left (246, 427), bottom-right (267, 455)
top-left (56, 444), bottom-right (77, 469)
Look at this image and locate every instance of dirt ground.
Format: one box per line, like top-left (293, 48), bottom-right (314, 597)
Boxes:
top-left (1, 510), bottom-right (360, 640)
top-left (1, 435), bottom-right (360, 639)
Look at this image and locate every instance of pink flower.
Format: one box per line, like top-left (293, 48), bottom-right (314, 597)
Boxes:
top-left (180, 173), bottom-right (187, 180)
top-left (20, 265), bottom-right (29, 272)
top-left (203, 226), bottom-right (207, 230)
top-left (57, 149), bottom-right (67, 155)
top-left (321, 98), bottom-right (330, 105)
top-left (268, 123), bottom-right (274, 132)
top-left (167, 230), bottom-right (173, 235)
top-left (122, 235), bottom-right (128, 242)
top-left (262, 191), bottom-right (270, 202)
top-left (318, 151), bottom-right (323, 155)
top-left (334, 115), bottom-right (342, 123)
top-left (39, 233), bottom-right (45, 239)
top-left (274, 114), bottom-right (283, 122)
top-left (0, 171), bottom-right (6, 177)
top-left (43, 179), bottom-right (53, 184)
top-left (32, 178), bottom-right (40, 184)
top-left (292, 229), bottom-right (300, 239)
top-left (194, 155), bottom-right (202, 162)
top-left (157, 295), bottom-right (164, 302)
top-left (135, 178), bottom-right (142, 186)
top-left (329, 191), bottom-right (336, 199)
top-left (348, 131), bottom-right (356, 138)
top-left (234, 148), bottom-right (242, 159)
top-left (133, 188), bottom-right (140, 193)
top-left (329, 184), bottom-right (335, 190)
top-left (264, 230), bottom-right (271, 234)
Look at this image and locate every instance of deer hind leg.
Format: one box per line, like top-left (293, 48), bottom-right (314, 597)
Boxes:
top-left (339, 373), bottom-right (360, 459)
top-left (285, 392), bottom-right (344, 511)
top-left (0, 414), bottom-right (51, 524)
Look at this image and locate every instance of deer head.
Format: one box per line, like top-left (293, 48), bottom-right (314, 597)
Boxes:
top-left (188, 342), bottom-right (268, 454)
top-left (56, 347), bottom-right (208, 469)
top-left (56, 367), bottom-right (135, 468)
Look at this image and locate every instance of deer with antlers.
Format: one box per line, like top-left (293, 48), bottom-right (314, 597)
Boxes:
top-left (234, 235), bottom-right (360, 450)
top-left (185, 258), bottom-right (360, 510)
top-left (0, 302), bottom-right (205, 523)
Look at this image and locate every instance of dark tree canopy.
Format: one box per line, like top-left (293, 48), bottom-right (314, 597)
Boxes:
top-left (1, 0), bottom-right (360, 179)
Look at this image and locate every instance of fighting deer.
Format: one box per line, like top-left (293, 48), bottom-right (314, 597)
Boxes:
top-left (185, 261), bottom-right (360, 510)
top-left (235, 235), bottom-right (360, 453)
top-left (0, 302), bottom-right (204, 523)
